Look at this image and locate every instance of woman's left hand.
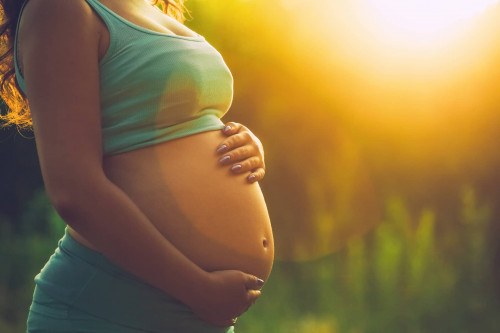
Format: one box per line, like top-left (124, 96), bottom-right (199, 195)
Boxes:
top-left (216, 122), bottom-right (265, 183)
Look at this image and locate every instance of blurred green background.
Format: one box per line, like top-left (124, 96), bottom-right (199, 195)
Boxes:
top-left (1, 0), bottom-right (499, 332)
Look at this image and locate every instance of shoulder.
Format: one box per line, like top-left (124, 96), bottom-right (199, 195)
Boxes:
top-left (19, 0), bottom-right (100, 44)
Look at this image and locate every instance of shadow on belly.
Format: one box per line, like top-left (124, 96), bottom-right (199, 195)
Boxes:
top-left (162, 199), bottom-right (272, 280)
top-left (103, 131), bottom-right (274, 279)
top-left (117, 176), bottom-right (273, 280)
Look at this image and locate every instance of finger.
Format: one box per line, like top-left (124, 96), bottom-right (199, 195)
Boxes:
top-left (229, 157), bottom-right (262, 174)
top-left (218, 145), bottom-right (257, 166)
top-left (216, 131), bottom-right (253, 154)
top-left (221, 122), bottom-right (243, 136)
top-left (247, 168), bottom-right (265, 183)
top-left (245, 275), bottom-right (265, 290)
top-left (209, 318), bottom-right (237, 328)
top-left (247, 289), bottom-right (262, 303)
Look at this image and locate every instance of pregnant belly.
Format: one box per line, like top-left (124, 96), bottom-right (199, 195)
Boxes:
top-left (91, 130), bottom-right (274, 280)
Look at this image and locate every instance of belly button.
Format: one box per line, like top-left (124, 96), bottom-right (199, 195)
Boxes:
top-left (262, 238), bottom-right (268, 248)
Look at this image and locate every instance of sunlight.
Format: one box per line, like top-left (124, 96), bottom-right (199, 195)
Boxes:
top-left (301, 0), bottom-right (500, 111)
top-left (366, 0), bottom-right (498, 43)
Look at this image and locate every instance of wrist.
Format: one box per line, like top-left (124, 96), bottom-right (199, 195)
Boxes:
top-left (174, 267), bottom-right (211, 307)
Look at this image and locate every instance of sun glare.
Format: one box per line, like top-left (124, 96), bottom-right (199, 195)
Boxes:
top-left (365, 0), bottom-right (498, 43)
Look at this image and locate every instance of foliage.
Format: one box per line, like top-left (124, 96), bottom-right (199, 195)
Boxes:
top-left (236, 187), bottom-right (498, 332)
top-left (0, 187), bottom-right (498, 332)
top-left (0, 190), bottom-right (65, 332)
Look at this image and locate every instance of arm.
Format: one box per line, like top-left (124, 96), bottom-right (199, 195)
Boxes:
top-left (19, 0), bottom-right (260, 326)
top-left (217, 122), bottom-right (266, 183)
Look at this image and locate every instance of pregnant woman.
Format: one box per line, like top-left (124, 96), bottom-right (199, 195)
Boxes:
top-left (0, 0), bottom-right (274, 331)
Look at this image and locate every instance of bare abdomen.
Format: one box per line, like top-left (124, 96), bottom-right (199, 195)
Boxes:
top-left (92, 130), bottom-right (274, 280)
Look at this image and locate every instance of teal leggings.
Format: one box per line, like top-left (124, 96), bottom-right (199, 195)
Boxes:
top-left (26, 229), bottom-right (234, 333)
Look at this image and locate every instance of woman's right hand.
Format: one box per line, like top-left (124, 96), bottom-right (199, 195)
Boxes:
top-left (188, 270), bottom-right (264, 327)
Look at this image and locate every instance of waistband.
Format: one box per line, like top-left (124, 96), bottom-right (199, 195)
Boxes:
top-left (59, 228), bottom-right (143, 281)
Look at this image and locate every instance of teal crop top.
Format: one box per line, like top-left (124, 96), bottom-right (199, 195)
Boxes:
top-left (14, 0), bottom-right (233, 155)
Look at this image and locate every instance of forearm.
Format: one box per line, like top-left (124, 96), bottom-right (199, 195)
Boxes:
top-left (52, 174), bottom-right (206, 305)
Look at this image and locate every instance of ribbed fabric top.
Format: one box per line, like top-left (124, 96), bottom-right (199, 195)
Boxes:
top-left (14, 0), bottom-right (233, 155)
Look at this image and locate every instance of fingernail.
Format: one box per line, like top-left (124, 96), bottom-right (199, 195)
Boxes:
top-left (257, 278), bottom-right (264, 287)
top-left (223, 125), bottom-right (232, 133)
top-left (216, 145), bottom-right (227, 154)
top-left (219, 155), bottom-right (230, 163)
top-left (248, 174), bottom-right (256, 182)
top-left (231, 164), bottom-right (242, 171)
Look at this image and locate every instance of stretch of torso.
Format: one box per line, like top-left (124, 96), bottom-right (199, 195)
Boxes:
top-left (67, 0), bottom-right (274, 281)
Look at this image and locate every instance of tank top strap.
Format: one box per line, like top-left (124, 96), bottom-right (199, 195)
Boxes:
top-left (82, 0), bottom-right (122, 40)
top-left (13, 0), bottom-right (128, 95)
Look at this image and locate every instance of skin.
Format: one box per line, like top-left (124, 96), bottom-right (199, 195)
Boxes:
top-left (17, 0), bottom-right (269, 327)
top-left (218, 122), bottom-right (266, 184)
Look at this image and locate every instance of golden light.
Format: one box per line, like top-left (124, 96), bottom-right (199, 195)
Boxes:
top-left (291, 0), bottom-right (500, 122)
top-left (205, 0), bottom-right (500, 260)
top-left (365, 0), bottom-right (499, 45)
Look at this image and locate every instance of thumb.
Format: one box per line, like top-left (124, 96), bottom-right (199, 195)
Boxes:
top-left (245, 275), bottom-right (265, 290)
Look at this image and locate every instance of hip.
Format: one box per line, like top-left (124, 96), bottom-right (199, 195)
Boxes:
top-left (27, 229), bottom-right (234, 333)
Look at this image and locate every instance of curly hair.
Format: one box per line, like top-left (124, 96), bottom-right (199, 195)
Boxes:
top-left (150, 0), bottom-right (189, 22)
top-left (0, 0), bottom-right (188, 130)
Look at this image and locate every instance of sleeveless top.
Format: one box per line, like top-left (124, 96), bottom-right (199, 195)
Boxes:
top-left (14, 0), bottom-right (233, 155)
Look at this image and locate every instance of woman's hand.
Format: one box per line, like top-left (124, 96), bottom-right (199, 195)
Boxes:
top-left (187, 270), bottom-right (264, 327)
top-left (216, 122), bottom-right (266, 183)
